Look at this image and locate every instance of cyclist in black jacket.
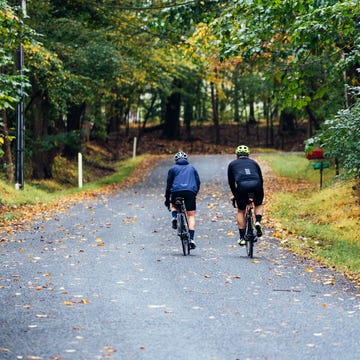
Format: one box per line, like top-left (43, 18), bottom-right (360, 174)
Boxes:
top-left (227, 145), bottom-right (264, 246)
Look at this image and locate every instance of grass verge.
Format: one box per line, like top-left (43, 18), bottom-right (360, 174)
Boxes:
top-left (0, 155), bottom-right (149, 223)
top-left (262, 154), bottom-right (360, 281)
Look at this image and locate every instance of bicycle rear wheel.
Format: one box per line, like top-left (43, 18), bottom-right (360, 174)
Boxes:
top-left (245, 235), bottom-right (254, 258)
top-left (245, 217), bottom-right (254, 258)
top-left (179, 213), bottom-right (190, 256)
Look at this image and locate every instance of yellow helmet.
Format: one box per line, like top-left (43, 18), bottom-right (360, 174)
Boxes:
top-left (235, 145), bottom-right (250, 156)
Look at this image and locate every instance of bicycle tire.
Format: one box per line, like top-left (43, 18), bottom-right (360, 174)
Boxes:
top-left (245, 216), bottom-right (254, 258)
top-left (179, 213), bottom-right (190, 256)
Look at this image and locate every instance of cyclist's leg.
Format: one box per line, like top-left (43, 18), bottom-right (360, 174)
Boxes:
top-left (170, 192), bottom-right (181, 229)
top-left (183, 191), bottom-right (197, 249)
top-left (254, 187), bottom-right (264, 236)
top-left (187, 210), bottom-right (196, 230)
top-left (235, 192), bottom-right (247, 245)
top-left (236, 208), bottom-right (246, 229)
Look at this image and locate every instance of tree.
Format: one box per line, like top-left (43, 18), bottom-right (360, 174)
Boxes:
top-left (0, 1), bottom-right (31, 182)
top-left (209, 0), bottom-right (360, 131)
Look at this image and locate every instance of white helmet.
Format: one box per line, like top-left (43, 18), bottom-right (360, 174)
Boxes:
top-left (174, 151), bottom-right (188, 161)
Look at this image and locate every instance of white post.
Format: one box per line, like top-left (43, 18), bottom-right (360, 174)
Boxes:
top-left (133, 137), bottom-right (137, 159)
top-left (78, 152), bottom-right (83, 188)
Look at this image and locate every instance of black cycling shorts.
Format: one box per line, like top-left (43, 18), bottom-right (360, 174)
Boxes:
top-left (235, 186), bottom-right (264, 210)
top-left (171, 190), bottom-right (197, 211)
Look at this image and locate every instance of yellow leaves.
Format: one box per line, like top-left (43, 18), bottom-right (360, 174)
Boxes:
top-left (122, 216), bottom-right (137, 224)
top-left (64, 299), bottom-right (90, 306)
top-left (100, 345), bottom-right (117, 357)
top-left (95, 237), bottom-right (105, 246)
top-left (227, 230), bottom-right (235, 236)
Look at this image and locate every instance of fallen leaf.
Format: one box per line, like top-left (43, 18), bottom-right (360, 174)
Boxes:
top-left (36, 314), bottom-right (48, 318)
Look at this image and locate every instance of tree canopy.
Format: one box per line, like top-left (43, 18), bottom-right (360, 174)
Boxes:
top-left (0, 0), bottom-right (359, 181)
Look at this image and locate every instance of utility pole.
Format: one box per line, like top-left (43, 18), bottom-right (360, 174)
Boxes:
top-left (15, 0), bottom-right (26, 190)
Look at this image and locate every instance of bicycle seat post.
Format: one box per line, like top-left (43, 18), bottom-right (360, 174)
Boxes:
top-left (248, 193), bottom-right (254, 204)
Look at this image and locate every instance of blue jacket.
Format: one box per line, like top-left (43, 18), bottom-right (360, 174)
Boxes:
top-left (165, 159), bottom-right (201, 198)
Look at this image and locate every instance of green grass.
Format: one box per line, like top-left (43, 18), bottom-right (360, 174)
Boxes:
top-left (0, 156), bottom-right (147, 221)
top-left (262, 154), bottom-right (360, 279)
top-left (262, 153), bottom-right (335, 184)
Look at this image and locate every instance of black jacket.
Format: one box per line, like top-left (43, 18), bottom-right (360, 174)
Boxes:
top-left (227, 157), bottom-right (263, 194)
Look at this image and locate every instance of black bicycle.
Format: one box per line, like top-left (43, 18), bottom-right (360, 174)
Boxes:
top-left (233, 193), bottom-right (257, 258)
top-left (174, 197), bottom-right (191, 256)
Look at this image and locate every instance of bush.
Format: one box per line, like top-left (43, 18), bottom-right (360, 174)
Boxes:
top-left (305, 87), bottom-right (360, 179)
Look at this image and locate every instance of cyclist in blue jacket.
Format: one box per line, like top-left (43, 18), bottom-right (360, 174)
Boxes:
top-left (165, 151), bottom-right (201, 249)
top-left (228, 145), bottom-right (264, 246)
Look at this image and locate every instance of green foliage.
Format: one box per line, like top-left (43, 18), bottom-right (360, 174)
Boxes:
top-left (2, 0), bottom-right (360, 181)
top-left (210, 0), bottom-right (359, 115)
top-left (0, 2), bottom-right (31, 111)
top-left (305, 88), bottom-right (360, 179)
top-left (38, 131), bottom-right (81, 153)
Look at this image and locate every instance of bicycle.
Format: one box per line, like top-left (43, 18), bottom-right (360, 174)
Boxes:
top-left (174, 197), bottom-right (191, 256)
top-left (233, 193), bottom-right (257, 258)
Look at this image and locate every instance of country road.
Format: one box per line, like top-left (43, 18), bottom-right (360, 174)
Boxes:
top-left (1, 154), bottom-right (359, 360)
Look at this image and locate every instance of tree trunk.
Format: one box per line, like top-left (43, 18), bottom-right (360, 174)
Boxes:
top-left (1, 110), bottom-right (14, 183)
top-left (31, 88), bottom-right (53, 179)
top-left (305, 105), bottom-right (320, 138)
top-left (63, 103), bottom-right (84, 159)
top-left (210, 82), bottom-right (220, 144)
top-left (233, 65), bottom-right (241, 123)
top-left (162, 79), bottom-right (181, 140)
top-left (249, 99), bottom-right (256, 124)
top-left (183, 95), bottom-right (193, 140)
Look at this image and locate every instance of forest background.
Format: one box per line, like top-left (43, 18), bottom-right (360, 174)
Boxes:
top-left (0, 0), bottom-right (359, 187)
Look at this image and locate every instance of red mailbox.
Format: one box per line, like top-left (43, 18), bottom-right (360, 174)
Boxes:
top-left (306, 148), bottom-right (324, 160)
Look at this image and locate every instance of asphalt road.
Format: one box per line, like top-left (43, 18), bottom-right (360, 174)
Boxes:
top-left (1, 155), bottom-right (359, 360)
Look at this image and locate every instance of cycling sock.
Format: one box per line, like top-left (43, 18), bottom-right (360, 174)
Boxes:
top-left (255, 214), bottom-right (262, 223)
top-left (239, 228), bottom-right (245, 238)
top-left (189, 230), bottom-right (195, 240)
top-left (171, 211), bottom-right (177, 218)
